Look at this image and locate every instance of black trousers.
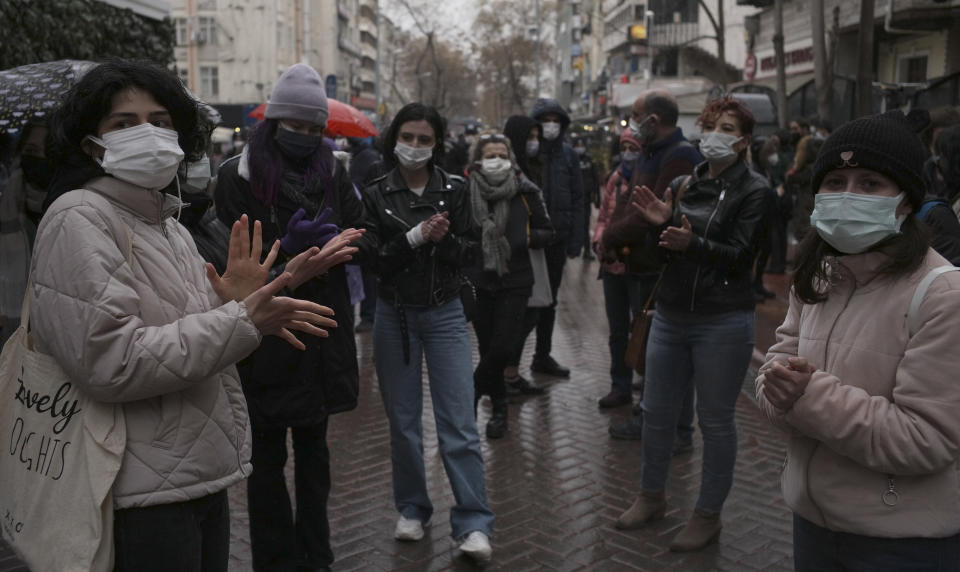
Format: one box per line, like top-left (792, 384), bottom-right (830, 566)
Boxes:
top-left (248, 416), bottom-right (332, 572)
top-left (113, 490), bottom-right (230, 572)
top-left (473, 287), bottom-right (531, 400)
top-left (506, 242), bottom-right (567, 367)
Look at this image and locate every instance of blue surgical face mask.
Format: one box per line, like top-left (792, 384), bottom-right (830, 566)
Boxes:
top-left (809, 191), bottom-right (907, 254)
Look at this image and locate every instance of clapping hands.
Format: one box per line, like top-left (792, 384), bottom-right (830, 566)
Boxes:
top-left (280, 207), bottom-right (340, 254)
top-left (421, 211), bottom-right (450, 243)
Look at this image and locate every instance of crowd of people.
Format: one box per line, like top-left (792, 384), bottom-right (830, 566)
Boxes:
top-left (2, 57), bottom-right (960, 571)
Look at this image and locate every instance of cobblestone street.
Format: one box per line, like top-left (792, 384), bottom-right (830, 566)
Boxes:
top-left (225, 257), bottom-right (796, 571)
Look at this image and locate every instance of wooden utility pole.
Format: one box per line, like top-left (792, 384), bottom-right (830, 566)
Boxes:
top-left (717, 0), bottom-right (725, 70)
top-left (856, 0), bottom-right (875, 117)
top-left (774, 0), bottom-right (788, 128)
top-left (811, 0), bottom-right (831, 121)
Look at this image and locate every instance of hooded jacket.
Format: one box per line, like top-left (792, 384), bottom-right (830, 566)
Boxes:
top-left (530, 98), bottom-right (585, 254)
top-left (214, 147), bottom-right (363, 425)
top-left (757, 249), bottom-right (960, 538)
top-left (31, 177), bottom-right (260, 508)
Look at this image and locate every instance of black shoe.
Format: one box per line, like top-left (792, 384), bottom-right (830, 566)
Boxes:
top-left (531, 355), bottom-right (570, 378)
top-left (505, 375), bottom-right (546, 396)
top-left (355, 319), bottom-right (374, 333)
top-left (609, 415), bottom-right (644, 440)
top-left (486, 398), bottom-right (508, 439)
top-left (598, 391), bottom-right (632, 408)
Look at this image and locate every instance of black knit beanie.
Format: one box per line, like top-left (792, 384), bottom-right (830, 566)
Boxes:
top-left (811, 110), bottom-right (927, 211)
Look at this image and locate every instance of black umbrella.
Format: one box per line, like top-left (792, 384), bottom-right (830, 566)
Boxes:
top-left (0, 60), bottom-right (97, 133)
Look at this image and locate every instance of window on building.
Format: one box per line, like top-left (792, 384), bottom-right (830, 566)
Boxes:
top-left (277, 22), bottom-right (284, 50)
top-left (899, 55), bottom-right (928, 83)
top-left (572, 2), bottom-right (580, 16)
top-left (197, 16), bottom-right (217, 45)
top-left (175, 18), bottom-right (188, 46)
top-left (200, 66), bottom-right (219, 98)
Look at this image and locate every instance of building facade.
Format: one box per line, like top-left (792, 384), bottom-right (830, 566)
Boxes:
top-left (169, 0), bottom-right (381, 118)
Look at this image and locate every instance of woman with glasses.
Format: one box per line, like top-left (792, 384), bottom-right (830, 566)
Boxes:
top-left (357, 103), bottom-right (495, 563)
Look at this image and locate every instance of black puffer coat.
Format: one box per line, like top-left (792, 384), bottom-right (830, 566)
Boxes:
top-left (656, 161), bottom-right (773, 315)
top-left (214, 151), bottom-right (364, 426)
top-left (530, 98), bottom-right (585, 254)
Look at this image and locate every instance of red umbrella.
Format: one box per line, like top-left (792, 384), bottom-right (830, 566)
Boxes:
top-left (248, 99), bottom-right (378, 138)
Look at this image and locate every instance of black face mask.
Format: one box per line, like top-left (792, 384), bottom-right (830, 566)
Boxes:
top-left (276, 128), bottom-right (323, 160)
top-left (20, 154), bottom-right (53, 189)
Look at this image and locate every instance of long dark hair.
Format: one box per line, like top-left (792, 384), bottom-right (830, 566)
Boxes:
top-left (381, 103), bottom-right (445, 169)
top-left (46, 60), bottom-right (207, 207)
top-left (246, 118), bottom-right (334, 207)
top-left (792, 215), bottom-right (930, 304)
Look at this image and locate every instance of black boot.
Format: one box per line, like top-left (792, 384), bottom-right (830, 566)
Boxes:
top-left (486, 398), bottom-right (508, 439)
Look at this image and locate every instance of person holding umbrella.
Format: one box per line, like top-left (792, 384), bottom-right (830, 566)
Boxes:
top-left (214, 63), bottom-right (366, 571)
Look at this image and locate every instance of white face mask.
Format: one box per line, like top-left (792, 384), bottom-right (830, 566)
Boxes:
top-left (525, 139), bottom-right (540, 157)
top-left (622, 151), bottom-right (639, 162)
top-left (87, 123), bottom-right (184, 190)
top-left (541, 121), bottom-right (561, 141)
top-left (629, 116), bottom-right (654, 143)
top-left (183, 155), bottom-right (212, 194)
top-left (481, 157), bottom-right (512, 183)
top-left (766, 154), bottom-right (780, 167)
top-left (394, 141), bottom-right (434, 170)
top-left (810, 191), bottom-right (906, 254)
top-left (699, 131), bottom-right (742, 164)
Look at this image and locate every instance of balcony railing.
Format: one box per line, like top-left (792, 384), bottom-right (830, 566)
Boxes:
top-left (650, 21), bottom-right (700, 48)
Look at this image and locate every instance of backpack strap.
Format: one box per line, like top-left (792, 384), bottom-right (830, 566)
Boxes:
top-left (908, 265), bottom-right (960, 336)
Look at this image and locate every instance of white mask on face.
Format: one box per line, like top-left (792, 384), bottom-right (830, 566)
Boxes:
top-left (184, 155), bottom-right (212, 194)
top-left (87, 123), bottom-right (185, 190)
top-left (541, 121), bottom-right (561, 141)
top-left (699, 131), bottom-right (742, 164)
top-left (810, 191), bottom-right (906, 254)
top-left (394, 141), bottom-right (434, 170)
top-left (766, 154), bottom-right (780, 167)
top-left (481, 157), bottom-right (512, 183)
top-left (622, 151), bottom-right (640, 162)
top-left (525, 139), bottom-right (540, 157)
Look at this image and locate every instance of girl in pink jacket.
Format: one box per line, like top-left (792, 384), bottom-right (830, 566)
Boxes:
top-left (757, 110), bottom-right (960, 570)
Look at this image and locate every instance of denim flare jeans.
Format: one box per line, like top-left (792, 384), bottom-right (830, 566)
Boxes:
top-left (640, 310), bottom-right (754, 514)
top-left (374, 298), bottom-right (495, 539)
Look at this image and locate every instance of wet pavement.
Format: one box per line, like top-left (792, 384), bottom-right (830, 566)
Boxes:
top-left (1, 257), bottom-right (794, 571)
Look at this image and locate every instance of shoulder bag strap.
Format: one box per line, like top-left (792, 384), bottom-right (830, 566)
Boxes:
top-left (908, 265), bottom-right (960, 337)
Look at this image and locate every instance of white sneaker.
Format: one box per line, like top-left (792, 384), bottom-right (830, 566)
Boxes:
top-left (458, 530), bottom-right (492, 563)
top-left (394, 516), bottom-right (429, 541)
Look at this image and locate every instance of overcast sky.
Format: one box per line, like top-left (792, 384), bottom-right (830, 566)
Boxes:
top-left (380, 0), bottom-right (480, 45)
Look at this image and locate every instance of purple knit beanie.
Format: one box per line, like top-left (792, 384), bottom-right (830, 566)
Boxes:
top-left (265, 63), bottom-right (329, 126)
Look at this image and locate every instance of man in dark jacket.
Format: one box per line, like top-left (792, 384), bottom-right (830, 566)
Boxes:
top-left (506, 98), bottom-right (584, 379)
top-left (600, 89), bottom-right (699, 441)
top-left (573, 137), bottom-right (600, 260)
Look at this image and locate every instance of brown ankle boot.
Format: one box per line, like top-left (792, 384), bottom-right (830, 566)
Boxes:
top-left (615, 492), bottom-right (665, 530)
top-left (669, 509), bottom-right (722, 552)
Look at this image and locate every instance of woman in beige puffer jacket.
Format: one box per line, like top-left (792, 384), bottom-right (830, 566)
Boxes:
top-left (32, 60), bottom-right (335, 572)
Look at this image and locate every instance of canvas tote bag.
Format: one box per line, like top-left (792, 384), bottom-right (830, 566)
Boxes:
top-left (0, 277), bottom-right (126, 571)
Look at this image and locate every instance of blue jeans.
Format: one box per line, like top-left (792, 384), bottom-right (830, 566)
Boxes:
top-left (601, 271), bottom-right (656, 395)
top-left (641, 310), bottom-right (754, 514)
top-left (793, 514), bottom-right (960, 571)
top-left (374, 298), bottom-right (495, 539)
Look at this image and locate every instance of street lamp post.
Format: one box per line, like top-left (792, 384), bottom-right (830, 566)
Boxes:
top-left (647, 10), bottom-right (655, 87)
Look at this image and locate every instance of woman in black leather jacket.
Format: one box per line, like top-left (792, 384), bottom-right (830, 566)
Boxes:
top-left (466, 133), bottom-right (554, 439)
top-left (358, 103), bottom-right (495, 563)
top-left (615, 97), bottom-right (773, 552)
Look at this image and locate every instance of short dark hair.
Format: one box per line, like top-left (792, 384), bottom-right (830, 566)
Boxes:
top-left (696, 96), bottom-right (756, 136)
top-left (382, 103), bottom-right (446, 169)
top-left (791, 117), bottom-right (810, 130)
top-left (645, 93), bottom-right (679, 126)
top-left (46, 59), bottom-right (207, 205)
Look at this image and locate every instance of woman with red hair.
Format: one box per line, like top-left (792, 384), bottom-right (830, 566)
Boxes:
top-left (614, 97), bottom-right (773, 551)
